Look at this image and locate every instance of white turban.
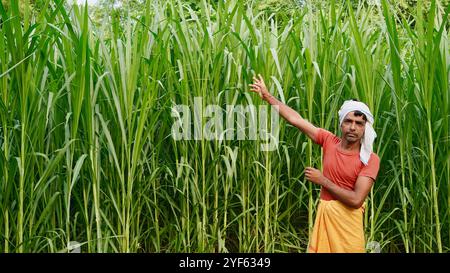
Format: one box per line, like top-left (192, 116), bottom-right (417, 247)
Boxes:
top-left (338, 100), bottom-right (376, 165)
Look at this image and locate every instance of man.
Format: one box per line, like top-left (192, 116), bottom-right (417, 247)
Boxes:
top-left (249, 75), bottom-right (380, 253)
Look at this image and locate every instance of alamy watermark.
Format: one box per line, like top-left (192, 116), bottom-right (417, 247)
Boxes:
top-left (171, 97), bottom-right (279, 151)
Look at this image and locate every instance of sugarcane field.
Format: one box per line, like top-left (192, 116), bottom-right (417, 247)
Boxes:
top-left (0, 0), bottom-right (449, 255)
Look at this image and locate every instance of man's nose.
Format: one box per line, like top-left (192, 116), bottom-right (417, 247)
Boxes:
top-left (350, 122), bottom-right (356, 130)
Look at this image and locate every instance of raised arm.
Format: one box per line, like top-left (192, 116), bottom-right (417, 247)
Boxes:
top-left (249, 74), bottom-right (319, 141)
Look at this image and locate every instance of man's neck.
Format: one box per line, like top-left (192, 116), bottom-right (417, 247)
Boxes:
top-left (340, 139), bottom-right (361, 152)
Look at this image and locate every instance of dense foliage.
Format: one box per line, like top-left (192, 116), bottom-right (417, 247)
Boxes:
top-left (0, 0), bottom-right (448, 253)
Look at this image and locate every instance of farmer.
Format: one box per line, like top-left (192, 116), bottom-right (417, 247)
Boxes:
top-left (249, 75), bottom-right (380, 253)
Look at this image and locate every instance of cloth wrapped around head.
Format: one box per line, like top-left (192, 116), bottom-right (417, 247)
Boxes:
top-left (338, 100), bottom-right (376, 165)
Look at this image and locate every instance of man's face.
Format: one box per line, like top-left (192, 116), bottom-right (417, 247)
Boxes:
top-left (340, 111), bottom-right (366, 143)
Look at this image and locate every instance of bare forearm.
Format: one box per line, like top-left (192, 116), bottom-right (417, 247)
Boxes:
top-left (305, 167), bottom-right (373, 209)
top-left (320, 177), bottom-right (362, 209)
top-left (263, 94), bottom-right (302, 125)
top-left (249, 75), bottom-right (318, 140)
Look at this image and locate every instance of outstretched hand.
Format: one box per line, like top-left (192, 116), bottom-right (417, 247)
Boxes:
top-left (249, 74), bottom-right (271, 100)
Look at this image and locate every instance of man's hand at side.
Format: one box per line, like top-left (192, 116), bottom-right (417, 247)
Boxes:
top-left (304, 167), bottom-right (374, 209)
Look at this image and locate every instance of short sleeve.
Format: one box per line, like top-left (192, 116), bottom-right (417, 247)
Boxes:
top-left (314, 128), bottom-right (336, 147)
top-left (358, 153), bottom-right (380, 181)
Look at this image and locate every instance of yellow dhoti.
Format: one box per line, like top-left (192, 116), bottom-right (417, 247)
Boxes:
top-left (308, 199), bottom-right (365, 253)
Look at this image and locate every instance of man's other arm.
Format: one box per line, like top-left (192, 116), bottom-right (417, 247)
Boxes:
top-left (305, 167), bottom-right (374, 209)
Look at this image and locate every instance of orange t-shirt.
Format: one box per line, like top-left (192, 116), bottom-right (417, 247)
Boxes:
top-left (314, 128), bottom-right (380, 201)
